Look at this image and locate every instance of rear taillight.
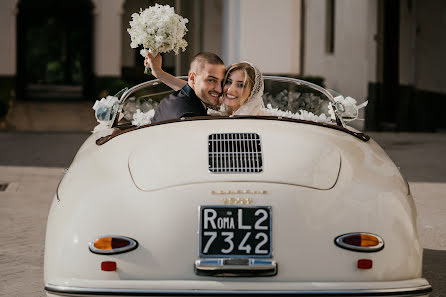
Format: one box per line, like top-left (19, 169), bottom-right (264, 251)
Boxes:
top-left (335, 233), bottom-right (384, 252)
top-left (89, 236), bottom-right (138, 254)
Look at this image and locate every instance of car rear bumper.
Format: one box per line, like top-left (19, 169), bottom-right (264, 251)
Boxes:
top-left (45, 279), bottom-right (432, 297)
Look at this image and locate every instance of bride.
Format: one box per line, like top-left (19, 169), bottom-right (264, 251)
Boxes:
top-left (146, 54), bottom-right (265, 116)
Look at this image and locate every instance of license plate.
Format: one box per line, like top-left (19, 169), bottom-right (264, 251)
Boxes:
top-left (199, 206), bottom-right (272, 258)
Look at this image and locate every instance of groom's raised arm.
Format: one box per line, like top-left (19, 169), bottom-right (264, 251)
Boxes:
top-left (145, 53), bottom-right (187, 91)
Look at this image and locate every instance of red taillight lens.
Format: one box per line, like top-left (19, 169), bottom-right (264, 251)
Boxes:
top-left (111, 237), bottom-right (132, 249)
top-left (357, 259), bottom-right (373, 269)
top-left (101, 261), bottom-right (117, 271)
top-left (90, 236), bottom-right (137, 254)
top-left (335, 233), bottom-right (384, 252)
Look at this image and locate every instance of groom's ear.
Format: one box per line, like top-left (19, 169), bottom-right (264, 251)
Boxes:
top-left (188, 71), bottom-right (196, 87)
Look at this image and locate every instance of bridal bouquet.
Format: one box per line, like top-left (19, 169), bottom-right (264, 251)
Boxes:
top-left (127, 4), bottom-right (188, 74)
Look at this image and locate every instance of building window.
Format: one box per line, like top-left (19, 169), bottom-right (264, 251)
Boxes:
top-left (326, 0), bottom-right (335, 54)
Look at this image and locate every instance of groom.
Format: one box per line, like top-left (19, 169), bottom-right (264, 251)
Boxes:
top-left (147, 52), bottom-right (226, 122)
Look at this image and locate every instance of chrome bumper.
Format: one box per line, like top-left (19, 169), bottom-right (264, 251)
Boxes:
top-left (194, 258), bottom-right (277, 276)
top-left (45, 284), bottom-right (432, 297)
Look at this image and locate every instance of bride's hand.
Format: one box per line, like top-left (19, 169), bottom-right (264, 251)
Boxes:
top-left (145, 53), bottom-right (163, 78)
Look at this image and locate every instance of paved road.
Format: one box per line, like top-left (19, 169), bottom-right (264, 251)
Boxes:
top-left (0, 131), bottom-right (445, 296)
top-left (0, 132), bottom-right (90, 168)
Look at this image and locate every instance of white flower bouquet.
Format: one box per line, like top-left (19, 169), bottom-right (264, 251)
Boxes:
top-left (127, 4), bottom-right (188, 75)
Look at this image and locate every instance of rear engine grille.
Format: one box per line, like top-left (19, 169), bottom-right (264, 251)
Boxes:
top-left (208, 133), bottom-right (263, 173)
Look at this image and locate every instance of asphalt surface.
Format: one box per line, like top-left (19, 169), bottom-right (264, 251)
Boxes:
top-left (0, 131), bottom-right (90, 168)
top-left (0, 131), bottom-right (445, 296)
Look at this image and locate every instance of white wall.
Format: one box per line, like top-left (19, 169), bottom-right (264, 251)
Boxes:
top-left (304, 0), bottom-right (377, 129)
top-left (223, 0), bottom-right (301, 73)
top-left (0, 0), bottom-right (18, 75)
top-left (305, 0), bottom-right (377, 98)
top-left (92, 0), bottom-right (125, 76)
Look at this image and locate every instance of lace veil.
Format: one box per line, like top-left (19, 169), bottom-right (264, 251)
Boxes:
top-left (220, 61), bottom-right (265, 116)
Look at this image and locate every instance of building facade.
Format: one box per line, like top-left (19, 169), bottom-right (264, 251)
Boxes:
top-left (0, 0), bottom-right (445, 131)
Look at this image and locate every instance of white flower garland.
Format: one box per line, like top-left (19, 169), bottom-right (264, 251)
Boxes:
top-left (262, 104), bottom-right (333, 124)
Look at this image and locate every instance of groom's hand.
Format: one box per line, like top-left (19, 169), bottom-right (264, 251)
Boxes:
top-left (145, 53), bottom-right (163, 78)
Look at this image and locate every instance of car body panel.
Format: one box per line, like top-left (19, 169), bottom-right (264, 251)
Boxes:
top-left (128, 121), bottom-right (341, 191)
top-left (44, 77), bottom-right (430, 296)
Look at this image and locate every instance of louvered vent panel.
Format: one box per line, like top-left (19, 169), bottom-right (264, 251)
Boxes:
top-left (208, 133), bottom-right (263, 173)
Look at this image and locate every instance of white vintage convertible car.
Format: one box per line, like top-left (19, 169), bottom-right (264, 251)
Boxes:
top-left (44, 76), bottom-right (432, 297)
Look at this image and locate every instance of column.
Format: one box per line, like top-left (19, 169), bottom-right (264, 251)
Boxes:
top-left (0, 0), bottom-right (18, 76)
top-left (0, 0), bottom-right (18, 121)
top-left (92, 0), bottom-right (125, 77)
top-left (222, 0), bottom-right (241, 65)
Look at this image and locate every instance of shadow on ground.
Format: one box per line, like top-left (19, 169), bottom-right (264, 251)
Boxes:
top-left (423, 249), bottom-right (446, 297)
top-left (0, 132), bottom-right (90, 168)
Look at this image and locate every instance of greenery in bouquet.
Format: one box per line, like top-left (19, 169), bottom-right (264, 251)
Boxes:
top-left (127, 4), bottom-right (188, 75)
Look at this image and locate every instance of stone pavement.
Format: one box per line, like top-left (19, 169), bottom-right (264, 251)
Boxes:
top-left (0, 166), bottom-right (63, 297)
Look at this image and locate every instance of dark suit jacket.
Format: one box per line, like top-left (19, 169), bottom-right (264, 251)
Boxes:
top-left (152, 84), bottom-right (207, 123)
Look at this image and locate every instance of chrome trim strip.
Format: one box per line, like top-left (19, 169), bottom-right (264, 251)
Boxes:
top-left (89, 235), bottom-right (138, 255)
top-left (45, 284), bottom-right (433, 296)
top-left (335, 232), bottom-right (385, 252)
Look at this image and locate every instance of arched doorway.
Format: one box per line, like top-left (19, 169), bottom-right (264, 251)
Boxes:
top-left (17, 0), bottom-right (93, 100)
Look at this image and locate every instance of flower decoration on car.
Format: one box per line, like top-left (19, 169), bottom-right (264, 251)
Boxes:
top-left (92, 95), bottom-right (119, 138)
top-left (132, 109), bottom-right (155, 126)
top-left (127, 4), bottom-right (189, 74)
top-left (121, 97), bottom-right (158, 126)
top-left (328, 95), bottom-right (368, 122)
top-left (262, 104), bottom-right (332, 124)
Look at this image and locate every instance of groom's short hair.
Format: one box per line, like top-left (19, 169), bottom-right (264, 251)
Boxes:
top-left (190, 52), bottom-right (225, 74)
